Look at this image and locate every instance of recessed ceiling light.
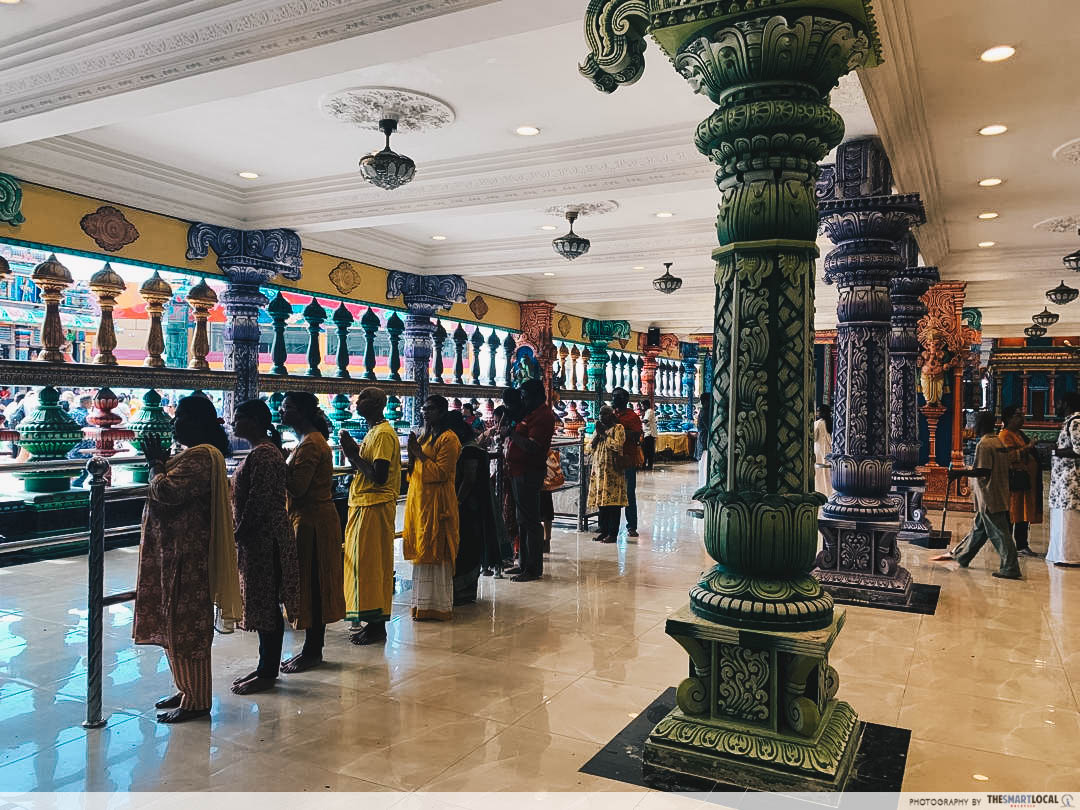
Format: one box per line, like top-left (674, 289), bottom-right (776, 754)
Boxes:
top-left (543, 272), bottom-right (555, 277)
top-left (431, 235), bottom-right (447, 241)
top-left (515, 125), bottom-right (541, 136)
top-left (540, 225), bottom-right (557, 231)
top-left (978, 177), bottom-right (1004, 187)
top-left (972, 774), bottom-right (990, 782)
top-left (237, 171), bottom-right (259, 180)
top-left (655, 211), bottom-right (674, 218)
top-left (632, 265), bottom-right (645, 270)
top-left (979, 124), bottom-right (1008, 136)
top-left (980, 45), bottom-right (1015, 62)
top-left (0, 1), bottom-right (23, 5)
top-left (978, 212), bottom-right (999, 219)
top-left (978, 241), bottom-right (997, 248)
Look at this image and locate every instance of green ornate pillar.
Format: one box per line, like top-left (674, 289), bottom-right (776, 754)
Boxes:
top-left (581, 0), bottom-right (882, 791)
top-left (583, 318), bottom-right (630, 417)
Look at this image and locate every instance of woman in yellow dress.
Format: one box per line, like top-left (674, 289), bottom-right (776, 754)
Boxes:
top-left (586, 405), bottom-right (627, 544)
top-left (279, 391), bottom-right (345, 672)
top-left (403, 395), bottom-right (461, 621)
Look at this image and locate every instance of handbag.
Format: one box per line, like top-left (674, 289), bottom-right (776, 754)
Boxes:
top-left (1008, 467), bottom-right (1030, 492)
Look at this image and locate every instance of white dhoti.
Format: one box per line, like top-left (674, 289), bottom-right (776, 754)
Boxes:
top-left (1047, 507), bottom-right (1080, 565)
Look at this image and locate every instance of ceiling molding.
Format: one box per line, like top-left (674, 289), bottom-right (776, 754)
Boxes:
top-left (856, 0), bottom-right (949, 266)
top-left (0, 0), bottom-right (498, 125)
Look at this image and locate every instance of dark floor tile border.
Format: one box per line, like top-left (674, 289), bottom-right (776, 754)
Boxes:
top-left (830, 582), bottom-right (940, 616)
top-left (580, 687), bottom-right (910, 800)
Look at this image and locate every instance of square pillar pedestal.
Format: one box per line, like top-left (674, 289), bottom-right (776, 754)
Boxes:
top-left (643, 606), bottom-right (862, 792)
top-left (816, 517), bottom-right (914, 607)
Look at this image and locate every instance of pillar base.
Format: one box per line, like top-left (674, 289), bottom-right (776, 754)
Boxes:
top-left (642, 605), bottom-right (861, 792)
top-left (891, 484), bottom-right (931, 543)
top-left (814, 517), bottom-right (914, 607)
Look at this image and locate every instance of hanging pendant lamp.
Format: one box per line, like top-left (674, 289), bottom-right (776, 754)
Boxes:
top-left (1024, 324), bottom-right (1047, 338)
top-left (552, 210), bottom-right (590, 260)
top-left (1047, 280), bottom-right (1079, 305)
top-left (1032, 307), bottom-right (1060, 327)
top-left (359, 118), bottom-right (416, 190)
top-left (653, 261), bottom-right (682, 294)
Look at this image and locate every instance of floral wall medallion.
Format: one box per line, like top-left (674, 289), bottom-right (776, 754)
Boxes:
top-left (329, 260), bottom-right (361, 295)
top-left (0, 172), bottom-right (26, 226)
top-left (80, 205), bottom-right (138, 251)
top-left (469, 294), bottom-right (489, 321)
top-left (558, 314), bottom-right (571, 337)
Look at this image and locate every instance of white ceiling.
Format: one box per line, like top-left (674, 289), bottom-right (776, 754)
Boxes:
top-left (0, 0), bottom-right (1072, 338)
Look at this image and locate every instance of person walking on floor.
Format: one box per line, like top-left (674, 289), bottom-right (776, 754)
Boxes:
top-left (502, 379), bottom-right (555, 582)
top-left (641, 399), bottom-right (657, 471)
top-left (1048, 391), bottom-right (1080, 566)
top-left (587, 405), bottom-right (627, 543)
top-left (134, 395), bottom-right (241, 723)
top-left (279, 392), bottom-right (346, 672)
top-left (404, 395), bottom-right (462, 619)
top-left (932, 409), bottom-right (1021, 579)
top-left (612, 387), bottom-right (643, 537)
top-left (339, 387), bottom-right (401, 646)
top-left (228, 399), bottom-right (300, 695)
top-left (999, 405), bottom-right (1042, 556)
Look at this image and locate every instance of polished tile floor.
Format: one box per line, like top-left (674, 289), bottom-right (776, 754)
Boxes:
top-left (1, 463), bottom-right (1078, 793)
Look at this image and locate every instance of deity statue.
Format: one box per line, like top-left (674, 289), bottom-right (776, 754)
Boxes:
top-left (918, 332), bottom-right (947, 406)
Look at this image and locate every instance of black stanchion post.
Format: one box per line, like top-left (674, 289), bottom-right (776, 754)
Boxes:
top-left (578, 434), bottom-right (587, 532)
top-left (83, 456), bottom-right (111, 730)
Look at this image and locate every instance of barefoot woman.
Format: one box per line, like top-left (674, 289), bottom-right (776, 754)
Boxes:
top-left (134, 395), bottom-right (241, 723)
top-left (230, 399), bottom-right (300, 694)
top-left (280, 392), bottom-right (345, 672)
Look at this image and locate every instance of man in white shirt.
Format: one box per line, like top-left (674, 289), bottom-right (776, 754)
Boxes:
top-left (641, 399), bottom-right (658, 470)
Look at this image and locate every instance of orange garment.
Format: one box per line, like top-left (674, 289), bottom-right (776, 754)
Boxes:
top-left (998, 427), bottom-right (1043, 525)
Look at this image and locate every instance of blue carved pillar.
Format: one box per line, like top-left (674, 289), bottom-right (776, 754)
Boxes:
top-left (890, 233), bottom-right (939, 543)
top-left (679, 341), bottom-right (698, 429)
top-left (583, 319), bottom-right (630, 418)
top-left (814, 138), bottom-right (926, 606)
top-left (386, 270), bottom-right (467, 430)
top-left (186, 225), bottom-right (302, 414)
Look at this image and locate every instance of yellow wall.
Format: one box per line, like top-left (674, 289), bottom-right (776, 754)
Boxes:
top-left (1, 179), bottom-right (677, 353)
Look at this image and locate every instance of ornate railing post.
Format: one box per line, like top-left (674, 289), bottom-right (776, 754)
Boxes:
top-left (385, 270), bottom-right (467, 428)
top-left (569, 345), bottom-right (581, 390)
top-left (386, 312), bottom-right (404, 382)
top-left (581, 0), bottom-right (882, 790)
top-left (268, 292), bottom-right (292, 375)
top-left (187, 279), bottom-right (217, 371)
top-left (302, 297), bottom-right (326, 377)
top-left (332, 302), bottom-right (353, 378)
top-left (890, 234), bottom-right (938, 543)
top-left (139, 271), bottom-right (172, 368)
top-left (89, 262), bottom-right (125, 366)
top-left (15, 386), bottom-right (84, 492)
top-left (433, 320), bottom-right (447, 383)
top-left (502, 332), bottom-right (516, 387)
top-left (486, 330), bottom-right (500, 387)
top-left (360, 307), bottom-right (380, 380)
top-left (30, 254), bottom-right (73, 363)
top-left (557, 342), bottom-right (570, 392)
top-left (814, 138), bottom-right (925, 607)
top-left (470, 327), bottom-right (484, 385)
top-left (129, 390), bottom-right (173, 484)
top-left (186, 224), bottom-right (302, 411)
top-left (85, 387), bottom-right (135, 458)
top-left (452, 323), bottom-right (468, 385)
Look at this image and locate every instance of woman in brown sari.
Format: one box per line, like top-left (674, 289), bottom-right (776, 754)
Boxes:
top-left (279, 392), bottom-right (345, 673)
top-left (229, 399), bottom-right (301, 695)
top-left (999, 405), bottom-right (1043, 555)
top-left (134, 395), bottom-right (240, 723)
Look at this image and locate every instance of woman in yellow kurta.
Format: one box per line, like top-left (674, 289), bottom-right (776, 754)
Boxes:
top-left (279, 391), bottom-right (345, 672)
top-left (404, 395), bottom-right (462, 621)
top-left (586, 405), bottom-right (627, 544)
top-left (999, 405), bottom-right (1042, 555)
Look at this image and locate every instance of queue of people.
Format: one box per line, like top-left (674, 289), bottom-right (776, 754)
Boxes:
top-left (131, 381), bottom-right (559, 723)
